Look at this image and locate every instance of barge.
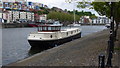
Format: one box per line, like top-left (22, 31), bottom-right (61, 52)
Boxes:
top-left (27, 21), bottom-right (81, 47)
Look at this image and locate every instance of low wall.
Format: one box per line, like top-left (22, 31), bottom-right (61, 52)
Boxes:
top-left (81, 23), bottom-right (106, 25)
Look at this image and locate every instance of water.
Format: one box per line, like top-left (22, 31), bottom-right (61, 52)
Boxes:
top-left (2, 25), bottom-right (107, 65)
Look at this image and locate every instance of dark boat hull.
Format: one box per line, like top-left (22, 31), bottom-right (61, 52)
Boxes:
top-left (28, 23), bottom-right (38, 27)
top-left (28, 32), bottom-right (81, 47)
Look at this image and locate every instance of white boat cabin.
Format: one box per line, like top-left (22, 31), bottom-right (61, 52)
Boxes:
top-left (37, 25), bottom-right (62, 32)
top-left (37, 21), bottom-right (62, 32)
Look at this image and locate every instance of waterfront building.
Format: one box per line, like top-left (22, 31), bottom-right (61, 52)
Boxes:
top-left (2, 0), bottom-right (25, 2)
top-left (0, 12), bottom-right (2, 18)
top-left (39, 3), bottom-right (44, 7)
top-left (34, 13), bottom-right (47, 23)
top-left (26, 11), bottom-right (34, 22)
top-left (20, 11), bottom-right (26, 20)
top-left (0, 1), bottom-right (48, 23)
top-left (34, 13), bottom-right (39, 22)
top-left (0, 1), bottom-right (2, 8)
top-left (8, 10), bottom-right (12, 22)
top-left (39, 14), bottom-right (47, 22)
top-left (92, 17), bottom-right (110, 24)
top-left (27, 2), bottom-right (33, 9)
top-left (31, 12), bottom-right (34, 22)
top-left (13, 10), bottom-right (19, 21)
top-left (80, 16), bottom-right (92, 24)
top-left (44, 5), bottom-right (48, 9)
top-left (0, 10), bottom-right (9, 23)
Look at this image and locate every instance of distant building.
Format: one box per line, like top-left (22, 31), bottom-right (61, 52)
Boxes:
top-left (80, 16), bottom-right (92, 24)
top-left (0, 11), bottom-right (2, 18)
top-left (0, 10), bottom-right (9, 23)
top-left (39, 14), bottom-right (47, 22)
top-left (44, 5), bottom-right (48, 9)
top-left (92, 17), bottom-right (110, 24)
top-left (2, 0), bottom-right (25, 2)
top-left (80, 16), bottom-right (111, 24)
top-left (0, 0), bottom-right (2, 8)
top-left (0, 1), bottom-right (48, 23)
top-left (34, 13), bottom-right (47, 22)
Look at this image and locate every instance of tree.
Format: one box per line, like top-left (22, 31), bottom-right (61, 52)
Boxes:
top-left (92, 2), bottom-right (120, 39)
top-left (77, 1), bottom-right (120, 39)
top-left (47, 11), bottom-right (80, 25)
top-left (68, 10), bottom-right (97, 18)
top-left (64, 9), bottom-right (68, 12)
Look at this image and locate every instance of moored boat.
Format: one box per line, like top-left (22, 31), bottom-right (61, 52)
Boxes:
top-left (27, 21), bottom-right (82, 47)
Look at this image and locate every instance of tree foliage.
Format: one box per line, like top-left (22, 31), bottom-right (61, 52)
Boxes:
top-left (91, 2), bottom-right (120, 38)
top-left (77, 2), bottom-right (120, 23)
top-left (77, 1), bottom-right (120, 38)
top-left (47, 11), bottom-right (80, 22)
top-left (68, 10), bottom-right (97, 19)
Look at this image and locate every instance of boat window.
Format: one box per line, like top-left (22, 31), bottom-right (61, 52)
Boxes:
top-left (54, 27), bottom-right (57, 30)
top-left (51, 27), bottom-right (53, 30)
top-left (39, 27), bottom-right (42, 31)
top-left (58, 27), bottom-right (61, 30)
top-left (42, 27), bottom-right (47, 31)
top-left (55, 27), bottom-right (58, 30)
top-left (52, 27), bottom-right (56, 30)
top-left (48, 27), bottom-right (51, 31)
top-left (39, 26), bottom-right (61, 31)
top-left (58, 27), bottom-right (60, 30)
top-left (55, 26), bottom-right (61, 31)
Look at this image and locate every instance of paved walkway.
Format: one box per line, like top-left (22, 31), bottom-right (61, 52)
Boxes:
top-left (7, 28), bottom-right (120, 66)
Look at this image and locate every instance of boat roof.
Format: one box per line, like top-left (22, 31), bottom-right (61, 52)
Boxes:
top-left (61, 28), bottom-right (79, 32)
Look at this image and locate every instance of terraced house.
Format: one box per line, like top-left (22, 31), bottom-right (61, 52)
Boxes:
top-left (0, 0), bottom-right (47, 23)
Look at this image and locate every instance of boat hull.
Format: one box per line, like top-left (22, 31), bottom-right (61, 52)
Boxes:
top-left (28, 32), bottom-right (81, 47)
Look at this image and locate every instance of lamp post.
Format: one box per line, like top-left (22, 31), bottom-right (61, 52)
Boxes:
top-left (26, 0), bottom-right (28, 23)
top-left (106, 2), bottom-right (115, 67)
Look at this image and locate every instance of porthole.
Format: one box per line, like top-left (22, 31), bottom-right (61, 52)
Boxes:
top-left (67, 32), bottom-right (68, 36)
top-left (50, 35), bottom-right (52, 38)
top-left (71, 31), bottom-right (73, 34)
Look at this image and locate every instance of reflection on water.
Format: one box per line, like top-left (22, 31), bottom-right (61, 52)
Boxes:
top-left (28, 47), bottom-right (52, 56)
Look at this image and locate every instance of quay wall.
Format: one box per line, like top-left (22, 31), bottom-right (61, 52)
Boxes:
top-left (80, 23), bottom-right (105, 25)
top-left (1, 23), bottom-right (29, 28)
top-left (0, 23), bottom-right (106, 28)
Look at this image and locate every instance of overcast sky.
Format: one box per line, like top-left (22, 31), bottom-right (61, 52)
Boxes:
top-left (27, 0), bottom-right (100, 16)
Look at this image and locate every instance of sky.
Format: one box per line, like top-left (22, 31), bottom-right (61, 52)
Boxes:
top-left (27, 0), bottom-right (100, 16)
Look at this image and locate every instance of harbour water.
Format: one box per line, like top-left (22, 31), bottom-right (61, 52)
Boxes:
top-left (2, 25), bottom-right (107, 65)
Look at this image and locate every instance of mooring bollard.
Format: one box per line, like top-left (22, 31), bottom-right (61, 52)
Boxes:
top-left (98, 54), bottom-right (105, 68)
